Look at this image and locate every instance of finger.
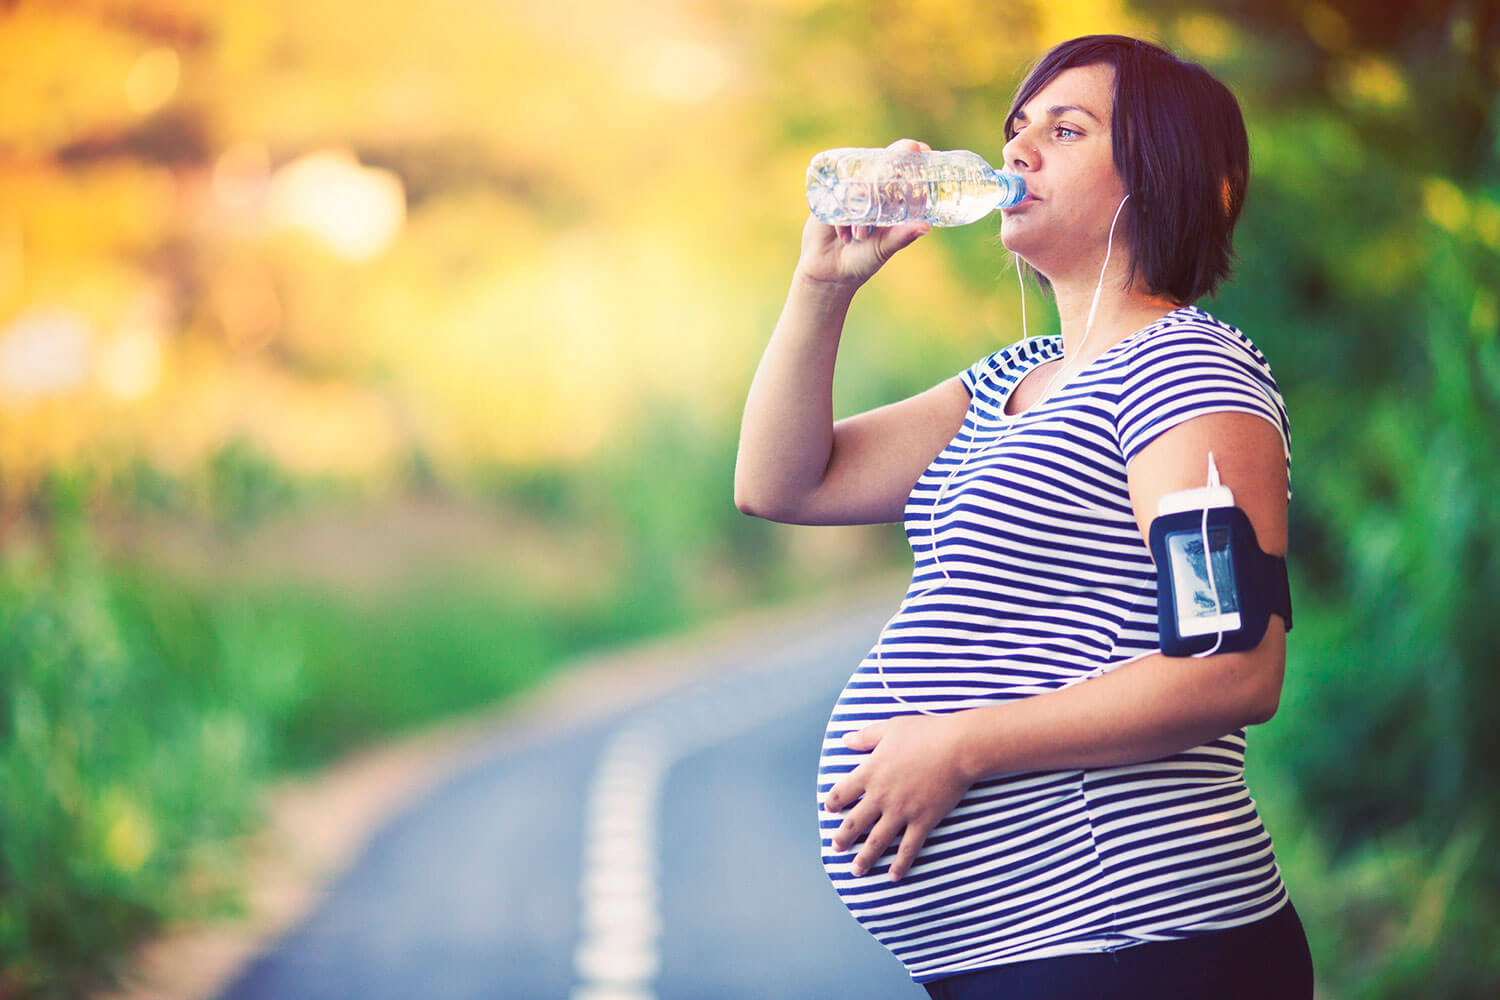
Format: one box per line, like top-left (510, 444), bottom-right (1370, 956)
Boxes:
top-left (841, 721), bottom-right (884, 751)
top-left (888, 820), bottom-right (933, 883)
top-left (852, 815), bottom-right (904, 877)
top-left (824, 768), bottom-right (867, 814)
top-left (831, 797), bottom-right (882, 853)
top-left (804, 215), bottom-right (836, 240)
top-left (880, 221), bottom-right (930, 255)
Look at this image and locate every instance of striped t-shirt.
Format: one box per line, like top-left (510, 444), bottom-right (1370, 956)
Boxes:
top-left (817, 305), bottom-right (1293, 984)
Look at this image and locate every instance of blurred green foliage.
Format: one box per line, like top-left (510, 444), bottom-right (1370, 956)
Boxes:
top-left (0, 460), bottom-right (765, 995)
top-left (0, 419), bottom-right (896, 996)
top-left (0, 481), bottom-right (260, 995)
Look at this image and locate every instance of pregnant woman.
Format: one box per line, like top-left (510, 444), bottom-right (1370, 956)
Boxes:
top-left (734, 34), bottom-right (1313, 1000)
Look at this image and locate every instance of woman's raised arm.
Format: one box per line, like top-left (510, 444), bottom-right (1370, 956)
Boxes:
top-left (733, 206), bottom-right (969, 525)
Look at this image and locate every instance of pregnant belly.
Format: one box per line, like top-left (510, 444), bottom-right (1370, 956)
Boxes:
top-left (815, 667), bottom-right (1104, 973)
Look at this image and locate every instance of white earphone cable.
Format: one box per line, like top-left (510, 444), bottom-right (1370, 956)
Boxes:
top-left (873, 195), bottom-right (1133, 714)
top-left (1017, 254), bottom-right (1028, 341)
top-left (1192, 452), bottom-right (1226, 659)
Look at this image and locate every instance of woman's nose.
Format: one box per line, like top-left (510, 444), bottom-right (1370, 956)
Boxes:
top-left (1003, 127), bottom-right (1035, 172)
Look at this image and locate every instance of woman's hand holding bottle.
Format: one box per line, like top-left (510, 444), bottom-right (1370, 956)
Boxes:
top-left (793, 139), bottom-right (932, 293)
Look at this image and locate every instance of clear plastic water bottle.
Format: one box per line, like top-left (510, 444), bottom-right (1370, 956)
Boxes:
top-left (806, 147), bottom-right (1026, 227)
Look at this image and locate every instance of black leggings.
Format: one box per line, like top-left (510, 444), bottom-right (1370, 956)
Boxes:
top-left (922, 901), bottom-right (1313, 1000)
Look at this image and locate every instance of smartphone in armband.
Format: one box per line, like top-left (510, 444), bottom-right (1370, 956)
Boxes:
top-left (1149, 483), bottom-right (1291, 657)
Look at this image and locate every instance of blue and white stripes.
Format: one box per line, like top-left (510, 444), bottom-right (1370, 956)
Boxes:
top-left (817, 306), bottom-right (1292, 983)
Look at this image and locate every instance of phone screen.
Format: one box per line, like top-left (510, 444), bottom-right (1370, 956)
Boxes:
top-left (1166, 526), bottom-right (1241, 637)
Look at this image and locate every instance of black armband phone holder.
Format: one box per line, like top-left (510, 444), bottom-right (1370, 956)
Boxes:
top-left (1148, 502), bottom-right (1292, 658)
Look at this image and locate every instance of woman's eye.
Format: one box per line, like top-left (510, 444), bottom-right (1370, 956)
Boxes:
top-left (1054, 125), bottom-right (1080, 139)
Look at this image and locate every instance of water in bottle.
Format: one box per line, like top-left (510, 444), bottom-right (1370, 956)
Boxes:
top-left (806, 147), bottom-right (1026, 227)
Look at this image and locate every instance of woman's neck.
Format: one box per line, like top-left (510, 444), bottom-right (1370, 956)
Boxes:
top-left (1050, 269), bottom-right (1180, 360)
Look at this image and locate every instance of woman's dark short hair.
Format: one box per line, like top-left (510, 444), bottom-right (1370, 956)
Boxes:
top-left (1004, 35), bottom-right (1249, 304)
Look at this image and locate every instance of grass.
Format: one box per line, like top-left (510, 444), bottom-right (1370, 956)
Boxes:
top-left (0, 448), bottom-right (899, 996)
top-left (0, 509), bottom-right (710, 995)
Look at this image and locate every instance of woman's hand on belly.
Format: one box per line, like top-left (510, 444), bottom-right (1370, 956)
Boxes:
top-left (824, 713), bottom-right (975, 882)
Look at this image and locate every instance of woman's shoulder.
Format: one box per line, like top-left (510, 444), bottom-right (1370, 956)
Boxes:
top-left (1110, 305), bottom-right (1293, 469)
top-left (1120, 305), bottom-right (1274, 373)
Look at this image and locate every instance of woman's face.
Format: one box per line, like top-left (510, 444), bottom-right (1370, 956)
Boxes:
top-left (998, 63), bottom-right (1130, 280)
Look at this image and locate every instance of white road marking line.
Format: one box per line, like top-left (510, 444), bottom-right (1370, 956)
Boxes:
top-left (572, 725), bottom-right (667, 999)
top-left (569, 664), bottom-right (836, 1000)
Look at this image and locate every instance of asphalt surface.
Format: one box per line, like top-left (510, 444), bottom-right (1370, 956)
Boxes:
top-left (216, 598), bottom-right (925, 1000)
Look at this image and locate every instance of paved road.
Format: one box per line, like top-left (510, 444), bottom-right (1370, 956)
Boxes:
top-left (217, 598), bottom-right (925, 1000)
